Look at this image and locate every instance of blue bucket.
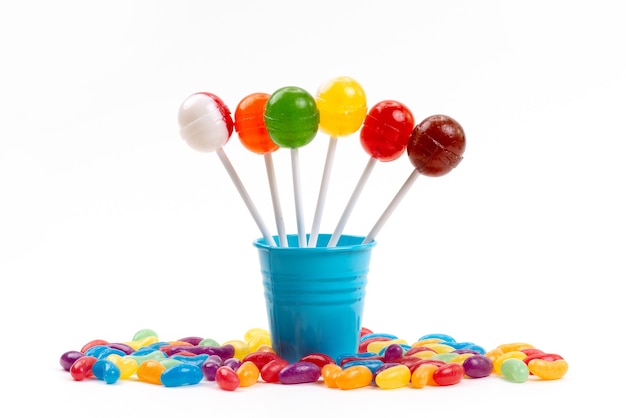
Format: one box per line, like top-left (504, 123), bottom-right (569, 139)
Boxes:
top-left (254, 234), bottom-right (376, 363)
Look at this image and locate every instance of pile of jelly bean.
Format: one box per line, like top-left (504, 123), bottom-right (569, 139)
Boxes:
top-left (59, 327), bottom-right (568, 391)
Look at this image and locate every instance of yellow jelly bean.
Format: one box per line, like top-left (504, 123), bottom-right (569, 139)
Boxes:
top-left (367, 339), bottom-right (408, 353)
top-left (125, 336), bottom-right (159, 350)
top-left (136, 359), bottom-right (166, 385)
top-left (375, 365), bottom-right (411, 390)
top-left (493, 351), bottom-right (527, 375)
top-left (422, 343), bottom-right (455, 354)
top-left (528, 359), bottom-right (568, 380)
top-left (243, 328), bottom-right (270, 343)
top-left (411, 364), bottom-right (439, 389)
top-left (449, 353), bottom-right (473, 365)
top-left (236, 361), bottom-right (260, 387)
top-left (255, 344), bottom-right (276, 354)
top-left (485, 348), bottom-right (504, 364)
top-left (247, 334), bottom-right (272, 352)
top-left (321, 364), bottom-right (342, 388)
top-left (222, 339), bottom-right (251, 360)
top-left (410, 350), bottom-right (436, 359)
top-left (497, 342), bottom-right (535, 353)
top-left (336, 365), bottom-right (373, 390)
top-left (411, 338), bottom-right (444, 347)
top-left (106, 354), bottom-right (138, 379)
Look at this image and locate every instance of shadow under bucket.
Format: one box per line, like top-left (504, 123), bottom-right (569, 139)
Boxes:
top-left (254, 234), bottom-right (376, 363)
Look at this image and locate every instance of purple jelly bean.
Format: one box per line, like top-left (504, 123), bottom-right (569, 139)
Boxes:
top-left (106, 343), bottom-right (135, 355)
top-left (178, 336), bottom-right (203, 346)
top-left (201, 355), bottom-right (223, 381)
top-left (463, 355), bottom-right (494, 378)
top-left (60, 350), bottom-right (84, 371)
top-left (453, 349), bottom-right (481, 355)
top-left (168, 344), bottom-right (235, 360)
top-left (278, 362), bottom-right (321, 384)
top-left (383, 344), bottom-right (404, 361)
top-left (224, 357), bottom-right (241, 371)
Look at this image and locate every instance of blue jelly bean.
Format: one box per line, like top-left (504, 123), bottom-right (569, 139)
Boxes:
top-left (359, 333), bottom-right (398, 342)
top-left (418, 333), bottom-right (456, 343)
top-left (160, 364), bottom-right (204, 387)
top-left (92, 359), bottom-right (121, 384)
top-left (341, 359), bottom-right (384, 374)
top-left (171, 354), bottom-right (209, 368)
top-left (95, 347), bottom-right (127, 360)
top-left (84, 345), bottom-right (110, 358)
top-left (336, 351), bottom-right (379, 364)
top-left (132, 347), bottom-right (159, 356)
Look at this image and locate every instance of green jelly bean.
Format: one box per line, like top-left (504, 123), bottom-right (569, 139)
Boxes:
top-left (159, 358), bottom-right (183, 369)
top-left (133, 329), bottom-right (158, 341)
top-left (198, 338), bottom-right (220, 347)
top-left (500, 358), bottom-right (529, 383)
top-left (128, 349), bottom-right (166, 365)
top-left (432, 353), bottom-right (459, 363)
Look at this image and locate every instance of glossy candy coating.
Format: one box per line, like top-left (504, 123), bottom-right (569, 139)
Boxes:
top-left (216, 366), bottom-right (240, 391)
top-left (136, 360), bottom-right (166, 385)
top-left (375, 364), bottom-right (411, 390)
top-left (241, 351), bottom-right (280, 370)
top-left (178, 92), bottom-right (234, 153)
top-left (236, 361), bottom-right (260, 387)
top-left (411, 364), bottom-right (439, 388)
top-left (264, 86), bottom-right (319, 148)
top-left (321, 363), bottom-right (343, 388)
top-left (463, 355), bottom-right (494, 378)
top-left (527, 359), bottom-right (568, 380)
top-left (201, 355), bottom-right (223, 381)
top-left (106, 354), bottom-right (138, 379)
top-left (160, 364), bottom-right (203, 387)
top-left (235, 93), bottom-right (279, 154)
top-left (432, 362), bottom-right (464, 386)
top-left (407, 114), bottom-right (465, 177)
top-left (336, 365), bottom-right (373, 390)
top-left (69, 356), bottom-right (97, 381)
top-left (360, 100), bottom-right (415, 162)
top-left (299, 353), bottom-right (335, 369)
top-left (500, 358), bottom-right (529, 383)
top-left (60, 350), bottom-right (84, 371)
top-left (278, 361), bottom-right (321, 384)
top-left (316, 76), bottom-right (367, 137)
top-left (92, 359), bottom-right (121, 384)
top-left (260, 358), bottom-right (289, 383)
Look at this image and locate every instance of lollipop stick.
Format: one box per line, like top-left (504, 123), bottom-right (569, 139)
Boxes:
top-left (308, 136), bottom-right (338, 247)
top-left (328, 156), bottom-right (377, 247)
top-left (264, 153), bottom-right (287, 247)
top-left (362, 169), bottom-right (420, 244)
top-left (290, 148), bottom-right (307, 247)
top-left (216, 148), bottom-right (277, 247)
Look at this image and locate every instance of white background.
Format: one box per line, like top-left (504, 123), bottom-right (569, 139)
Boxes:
top-left (1, 0), bottom-right (624, 415)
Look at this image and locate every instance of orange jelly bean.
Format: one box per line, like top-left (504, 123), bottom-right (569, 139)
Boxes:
top-left (136, 360), bottom-right (166, 385)
top-left (336, 365), bottom-right (373, 390)
top-left (528, 359), bottom-right (568, 380)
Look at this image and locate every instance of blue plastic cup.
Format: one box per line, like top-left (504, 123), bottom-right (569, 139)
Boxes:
top-left (254, 233), bottom-right (376, 363)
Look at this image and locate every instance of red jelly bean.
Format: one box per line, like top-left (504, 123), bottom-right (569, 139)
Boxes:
top-left (523, 353), bottom-right (564, 366)
top-left (80, 339), bottom-right (108, 353)
top-left (70, 356), bottom-right (98, 381)
top-left (406, 359), bottom-right (446, 374)
top-left (242, 351), bottom-right (280, 370)
top-left (300, 353), bottom-right (335, 369)
top-left (360, 327), bottom-right (374, 338)
top-left (260, 358), bottom-right (289, 383)
top-left (432, 363), bottom-right (464, 386)
top-left (215, 366), bottom-right (240, 391)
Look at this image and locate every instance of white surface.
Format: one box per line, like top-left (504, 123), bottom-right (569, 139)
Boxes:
top-left (1, 0), bottom-right (623, 416)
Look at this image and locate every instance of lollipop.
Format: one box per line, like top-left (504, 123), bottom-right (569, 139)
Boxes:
top-left (362, 114), bottom-right (466, 244)
top-left (308, 76), bottom-right (367, 247)
top-left (235, 92), bottom-right (287, 247)
top-left (178, 92), bottom-right (277, 247)
top-left (264, 86), bottom-right (320, 247)
top-left (327, 100), bottom-right (414, 247)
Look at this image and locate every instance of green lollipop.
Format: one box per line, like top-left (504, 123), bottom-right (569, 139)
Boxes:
top-left (264, 87), bottom-right (320, 247)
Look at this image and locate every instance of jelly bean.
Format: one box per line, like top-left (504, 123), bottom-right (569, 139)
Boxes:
top-left (358, 337), bottom-right (391, 353)
top-left (133, 328), bottom-right (158, 341)
top-left (242, 351), bottom-right (280, 370)
top-left (336, 365), bottom-right (373, 390)
top-left (405, 346), bottom-right (436, 357)
top-left (411, 338), bottom-right (444, 347)
top-left (94, 347), bottom-right (127, 360)
top-left (69, 356), bottom-right (97, 381)
top-left (382, 344), bottom-right (405, 362)
top-left (411, 363), bottom-right (439, 388)
top-left (260, 358), bottom-right (289, 383)
top-left (161, 363), bottom-right (203, 387)
top-left (243, 328), bottom-right (270, 343)
top-left (493, 351), bottom-right (527, 375)
top-left (106, 354), bottom-right (138, 379)
top-left (136, 359), bottom-right (166, 385)
top-left (462, 355), bottom-right (493, 378)
top-left (432, 363), bottom-right (464, 386)
top-left (360, 332), bottom-right (398, 341)
top-left (169, 344), bottom-right (235, 360)
top-left (160, 358), bottom-right (183, 369)
top-left (418, 333), bottom-right (456, 343)
top-left (224, 357), bottom-right (242, 371)
top-left (453, 344), bottom-right (486, 355)
top-left (171, 353), bottom-right (209, 368)
top-left (222, 339), bottom-right (250, 360)
top-left (300, 353), bottom-right (335, 369)
top-left (341, 359), bottom-right (384, 375)
top-left (449, 353), bottom-right (473, 365)
top-left (407, 359), bottom-right (447, 374)
top-left (255, 345), bottom-right (276, 354)
top-left (375, 364), bottom-right (411, 390)
top-left (92, 359), bottom-right (121, 384)
top-left (321, 363), bottom-right (342, 388)
top-left (236, 361), bottom-right (260, 387)
top-left (81, 339), bottom-right (108, 353)
top-left (420, 343), bottom-right (455, 354)
top-left (177, 336), bottom-right (203, 346)
top-left (410, 350), bottom-right (436, 360)
top-left (201, 355), bottom-right (223, 381)
top-left (60, 350), bottom-right (84, 371)
top-left (497, 342), bottom-right (534, 353)
top-left (84, 345), bottom-right (110, 358)
top-left (500, 358), bottom-right (529, 383)
top-left (128, 350), bottom-right (166, 365)
top-left (337, 352), bottom-right (380, 365)
top-left (432, 353), bottom-right (459, 363)
top-left (106, 343), bottom-right (135, 355)
top-left (158, 342), bottom-right (193, 356)
top-left (246, 334), bottom-right (272, 352)
top-left (198, 338), bottom-right (220, 347)
top-left (126, 336), bottom-right (159, 350)
top-left (485, 347), bottom-right (504, 363)
top-left (133, 346), bottom-right (161, 356)
top-left (216, 366), bottom-right (240, 391)
top-left (278, 362), bottom-right (321, 385)
top-left (367, 339), bottom-right (408, 354)
top-left (453, 349), bottom-right (481, 356)
top-left (360, 327), bottom-right (374, 337)
top-left (520, 348), bottom-right (545, 356)
top-left (523, 353), bottom-right (564, 366)
top-left (527, 359), bottom-right (568, 380)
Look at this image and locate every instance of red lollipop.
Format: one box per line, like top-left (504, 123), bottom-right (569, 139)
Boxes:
top-left (327, 100), bottom-right (414, 247)
top-left (362, 114), bottom-right (466, 243)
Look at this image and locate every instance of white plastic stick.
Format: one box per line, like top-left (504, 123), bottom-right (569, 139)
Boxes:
top-left (308, 136), bottom-right (338, 247)
top-left (362, 169), bottom-right (420, 244)
top-left (216, 148), bottom-right (276, 247)
top-left (264, 152), bottom-right (287, 247)
top-left (327, 156), bottom-right (377, 247)
top-left (291, 148), bottom-right (307, 247)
